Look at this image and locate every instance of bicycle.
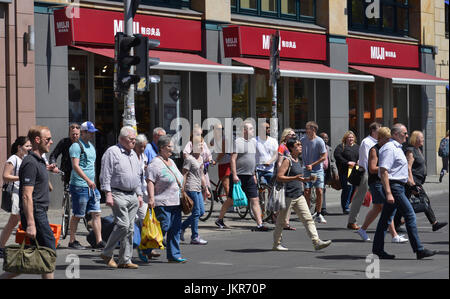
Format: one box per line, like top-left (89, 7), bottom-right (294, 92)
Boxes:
top-left (235, 167), bottom-right (274, 223)
top-left (59, 171), bottom-right (91, 239)
top-left (199, 162), bottom-right (229, 222)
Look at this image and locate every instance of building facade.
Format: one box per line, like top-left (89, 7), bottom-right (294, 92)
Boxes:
top-left (1, 0), bottom-right (448, 208)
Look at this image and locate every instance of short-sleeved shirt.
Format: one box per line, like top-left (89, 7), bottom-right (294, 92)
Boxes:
top-left (144, 142), bottom-right (158, 164)
top-left (234, 137), bottom-right (257, 175)
top-left (69, 139), bottom-right (96, 187)
top-left (6, 155), bottom-right (22, 192)
top-left (146, 157), bottom-right (183, 207)
top-left (19, 151), bottom-right (50, 210)
top-left (183, 155), bottom-right (204, 192)
top-left (278, 143), bottom-right (290, 156)
top-left (255, 136), bottom-right (278, 172)
top-left (378, 139), bottom-right (408, 183)
top-left (300, 136), bottom-right (327, 171)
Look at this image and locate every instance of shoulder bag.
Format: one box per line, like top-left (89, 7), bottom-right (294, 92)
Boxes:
top-left (1, 156), bottom-right (19, 213)
top-left (269, 157), bottom-right (292, 212)
top-left (158, 157), bottom-right (194, 215)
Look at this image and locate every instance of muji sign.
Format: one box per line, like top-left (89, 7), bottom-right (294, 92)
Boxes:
top-left (223, 25), bottom-right (326, 61)
top-left (54, 7), bottom-right (201, 52)
top-left (347, 37), bottom-right (419, 68)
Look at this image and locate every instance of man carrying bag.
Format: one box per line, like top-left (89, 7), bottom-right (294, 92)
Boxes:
top-left (1, 126), bottom-right (57, 279)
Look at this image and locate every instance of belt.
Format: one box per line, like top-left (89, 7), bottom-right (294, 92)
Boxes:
top-left (389, 180), bottom-right (406, 186)
top-left (111, 188), bottom-right (135, 195)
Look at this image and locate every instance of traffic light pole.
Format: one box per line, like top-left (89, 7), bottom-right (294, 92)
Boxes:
top-left (123, 0), bottom-right (137, 130)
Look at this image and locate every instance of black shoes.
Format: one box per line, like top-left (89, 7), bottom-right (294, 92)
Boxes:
top-left (417, 248), bottom-right (437, 260)
top-left (432, 222), bottom-right (448, 232)
top-left (68, 240), bottom-right (86, 250)
top-left (373, 251), bottom-right (396, 260)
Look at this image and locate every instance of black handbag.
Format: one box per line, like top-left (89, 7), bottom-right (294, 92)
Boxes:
top-left (1, 184), bottom-right (13, 213)
top-left (408, 186), bottom-right (429, 213)
top-left (348, 166), bottom-right (365, 186)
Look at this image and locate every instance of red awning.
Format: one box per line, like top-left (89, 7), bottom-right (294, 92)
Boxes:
top-left (72, 45), bottom-right (254, 74)
top-left (350, 65), bottom-right (448, 85)
top-left (233, 57), bottom-right (374, 81)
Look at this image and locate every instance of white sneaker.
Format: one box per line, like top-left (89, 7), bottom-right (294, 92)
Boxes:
top-left (315, 214), bottom-right (327, 224)
top-left (191, 237), bottom-right (208, 245)
top-left (272, 244), bottom-right (289, 251)
top-left (314, 240), bottom-right (332, 250)
top-left (392, 235), bottom-right (408, 243)
top-left (357, 228), bottom-right (371, 242)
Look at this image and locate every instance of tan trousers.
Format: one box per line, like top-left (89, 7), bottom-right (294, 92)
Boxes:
top-left (273, 195), bottom-right (320, 246)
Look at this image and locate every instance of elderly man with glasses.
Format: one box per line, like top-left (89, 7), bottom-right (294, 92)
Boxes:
top-left (372, 123), bottom-right (437, 260)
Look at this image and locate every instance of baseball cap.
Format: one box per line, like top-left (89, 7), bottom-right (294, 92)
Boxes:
top-left (80, 121), bottom-right (98, 132)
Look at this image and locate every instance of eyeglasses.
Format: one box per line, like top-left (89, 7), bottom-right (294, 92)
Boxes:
top-left (127, 137), bottom-right (136, 142)
top-left (42, 137), bottom-right (52, 143)
top-left (400, 131), bottom-right (409, 136)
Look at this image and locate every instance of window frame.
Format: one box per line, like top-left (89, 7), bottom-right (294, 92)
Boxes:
top-left (348, 0), bottom-right (409, 37)
top-left (231, 0), bottom-right (316, 24)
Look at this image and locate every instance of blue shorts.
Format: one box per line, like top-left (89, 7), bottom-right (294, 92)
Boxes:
top-left (69, 185), bottom-right (101, 217)
top-left (257, 170), bottom-right (274, 186)
top-left (304, 169), bottom-right (325, 189)
top-left (369, 182), bottom-right (386, 204)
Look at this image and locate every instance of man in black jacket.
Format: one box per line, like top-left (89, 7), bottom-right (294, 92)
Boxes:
top-left (48, 123), bottom-right (80, 185)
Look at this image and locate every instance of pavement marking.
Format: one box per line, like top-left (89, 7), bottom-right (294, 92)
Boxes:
top-left (199, 261), bottom-right (234, 266)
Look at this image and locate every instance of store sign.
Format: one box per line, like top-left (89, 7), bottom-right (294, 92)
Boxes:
top-left (223, 26), bottom-right (326, 61)
top-left (53, 7), bottom-right (201, 52)
top-left (347, 38), bottom-right (419, 68)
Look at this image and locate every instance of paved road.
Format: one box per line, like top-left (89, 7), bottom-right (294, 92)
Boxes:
top-left (0, 175), bottom-right (448, 280)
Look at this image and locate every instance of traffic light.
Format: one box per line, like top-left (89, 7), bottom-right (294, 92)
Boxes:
top-left (115, 32), bottom-right (141, 92)
top-left (135, 35), bottom-right (160, 92)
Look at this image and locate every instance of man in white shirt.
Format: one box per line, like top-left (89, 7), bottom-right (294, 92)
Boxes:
top-left (372, 123), bottom-right (436, 260)
top-left (347, 122), bottom-right (380, 230)
top-left (255, 122), bottom-right (278, 186)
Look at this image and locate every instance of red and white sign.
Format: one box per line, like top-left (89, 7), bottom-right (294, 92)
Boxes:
top-left (223, 25), bottom-right (326, 61)
top-left (347, 38), bottom-right (419, 68)
top-left (54, 8), bottom-right (202, 52)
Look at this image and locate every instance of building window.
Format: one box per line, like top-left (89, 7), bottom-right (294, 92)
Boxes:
top-left (231, 0), bottom-right (316, 23)
top-left (232, 74), bottom-right (250, 120)
top-left (108, 0), bottom-right (190, 9)
top-left (348, 0), bottom-right (409, 36)
top-left (446, 1), bottom-right (449, 39)
top-left (68, 55), bottom-right (88, 124)
top-left (289, 78), bottom-right (313, 130)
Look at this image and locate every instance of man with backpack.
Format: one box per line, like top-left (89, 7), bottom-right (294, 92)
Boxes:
top-left (68, 121), bottom-right (104, 250)
top-left (438, 130), bottom-right (449, 183)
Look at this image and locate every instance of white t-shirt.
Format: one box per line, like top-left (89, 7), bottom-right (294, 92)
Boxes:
top-left (6, 155), bottom-right (22, 192)
top-left (255, 136), bottom-right (278, 172)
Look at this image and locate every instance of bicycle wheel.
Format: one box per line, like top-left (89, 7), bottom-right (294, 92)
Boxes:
top-left (250, 185), bottom-right (273, 222)
top-left (199, 186), bottom-right (214, 222)
top-left (236, 204), bottom-right (249, 219)
top-left (61, 192), bottom-right (71, 240)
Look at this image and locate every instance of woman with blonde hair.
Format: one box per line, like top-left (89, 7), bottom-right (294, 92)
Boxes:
top-left (334, 131), bottom-right (359, 215)
top-left (399, 130), bottom-right (447, 232)
top-left (356, 127), bottom-right (407, 243)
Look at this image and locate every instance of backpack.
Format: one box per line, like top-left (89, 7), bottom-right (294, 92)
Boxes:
top-left (438, 138), bottom-right (449, 158)
top-left (75, 140), bottom-right (88, 167)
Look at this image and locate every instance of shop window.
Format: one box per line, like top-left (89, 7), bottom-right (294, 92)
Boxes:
top-left (349, 81), bottom-right (359, 136)
top-left (393, 84), bottom-right (407, 125)
top-left (68, 55), bottom-right (88, 124)
top-left (231, 0), bottom-right (316, 23)
top-left (348, 0), bottom-right (409, 36)
top-left (232, 74), bottom-right (250, 120)
top-left (254, 70), bottom-right (283, 121)
top-left (289, 78), bottom-right (312, 130)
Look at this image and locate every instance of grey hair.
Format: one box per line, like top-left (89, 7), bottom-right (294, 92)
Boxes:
top-left (153, 127), bottom-right (166, 136)
top-left (391, 123), bottom-right (405, 136)
top-left (119, 126), bottom-right (136, 138)
top-left (135, 134), bottom-right (148, 145)
top-left (157, 135), bottom-right (172, 152)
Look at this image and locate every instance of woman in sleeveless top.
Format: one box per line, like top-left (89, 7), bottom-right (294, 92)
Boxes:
top-left (273, 138), bottom-right (332, 251)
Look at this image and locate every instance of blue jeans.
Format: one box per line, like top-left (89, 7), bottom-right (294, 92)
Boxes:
top-left (340, 173), bottom-right (355, 212)
top-left (154, 205), bottom-right (182, 260)
top-left (181, 191), bottom-right (204, 240)
top-left (372, 182), bottom-right (424, 254)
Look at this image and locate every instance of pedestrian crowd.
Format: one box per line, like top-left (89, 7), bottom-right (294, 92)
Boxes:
top-left (0, 119), bottom-right (448, 278)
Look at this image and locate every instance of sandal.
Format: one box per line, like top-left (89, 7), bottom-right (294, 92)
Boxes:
top-left (283, 225), bottom-right (296, 231)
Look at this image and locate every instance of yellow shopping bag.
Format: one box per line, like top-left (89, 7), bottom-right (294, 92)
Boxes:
top-left (139, 208), bottom-right (165, 250)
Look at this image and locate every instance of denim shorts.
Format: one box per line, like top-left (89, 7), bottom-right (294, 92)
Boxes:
top-left (304, 169), bottom-right (325, 189)
top-left (69, 185), bottom-right (101, 217)
top-left (369, 182), bottom-right (386, 204)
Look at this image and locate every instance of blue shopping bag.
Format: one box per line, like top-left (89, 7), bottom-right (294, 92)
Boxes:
top-left (232, 181), bottom-right (248, 208)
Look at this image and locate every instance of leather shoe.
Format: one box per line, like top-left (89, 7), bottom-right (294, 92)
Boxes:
top-left (373, 251), bottom-right (395, 260)
top-left (432, 222), bottom-right (448, 232)
top-left (416, 248), bottom-right (437, 260)
top-left (118, 263), bottom-right (139, 269)
top-left (347, 223), bottom-right (360, 230)
top-left (100, 254), bottom-right (118, 268)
